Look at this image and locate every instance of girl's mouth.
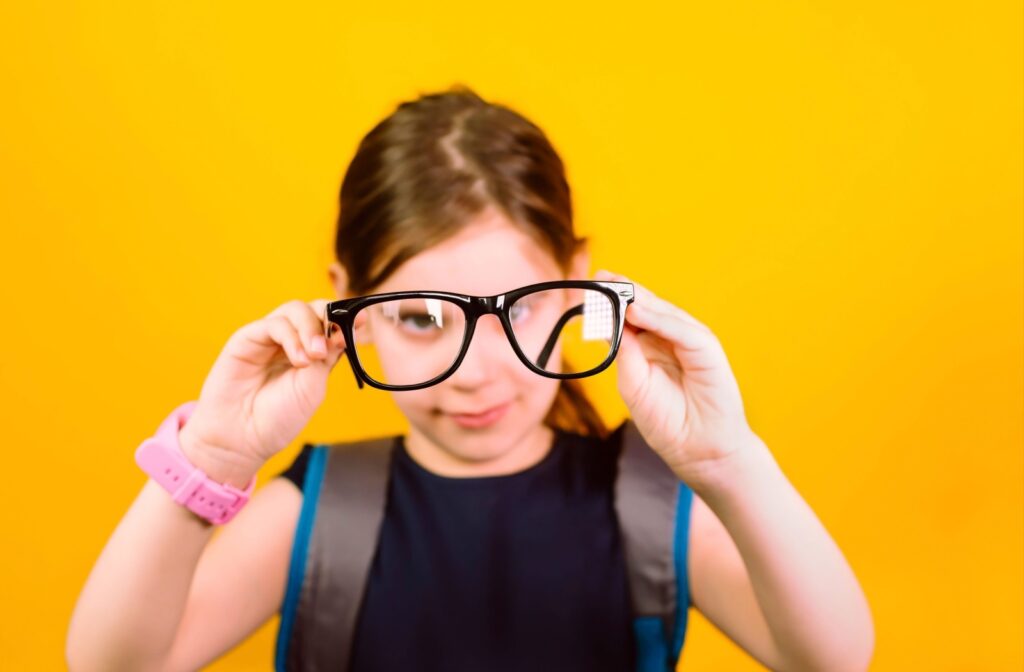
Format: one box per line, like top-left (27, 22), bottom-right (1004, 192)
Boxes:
top-left (446, 401), bottom-right (512, 429)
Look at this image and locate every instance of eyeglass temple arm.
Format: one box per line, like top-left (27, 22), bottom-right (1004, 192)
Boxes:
top-left (537, 304), bottom-right (584, 370)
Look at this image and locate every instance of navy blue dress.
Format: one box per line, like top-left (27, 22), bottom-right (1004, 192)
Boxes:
top-left (276, 425), bottom-right (636, 671)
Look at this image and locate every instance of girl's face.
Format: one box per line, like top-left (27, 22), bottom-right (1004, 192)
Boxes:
top-left (331, 206), bottom-right (589, 476)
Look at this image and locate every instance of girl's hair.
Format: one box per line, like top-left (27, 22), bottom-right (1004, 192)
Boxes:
top-left (333, 84), bottom-right (608, 440)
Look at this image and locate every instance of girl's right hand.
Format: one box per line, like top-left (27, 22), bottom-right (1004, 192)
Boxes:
top-left (176, 299), bottom-right (348, 488)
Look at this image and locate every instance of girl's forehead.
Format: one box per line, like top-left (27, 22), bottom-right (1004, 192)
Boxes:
top-left (376, 219), bottom-right (563, 295)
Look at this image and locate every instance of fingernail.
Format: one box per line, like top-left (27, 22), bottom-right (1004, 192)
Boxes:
top-left (310, 335), bottom-right (327, 355)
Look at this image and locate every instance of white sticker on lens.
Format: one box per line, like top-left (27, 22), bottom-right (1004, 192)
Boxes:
top-left (582, 289), bottom-right (613, 341)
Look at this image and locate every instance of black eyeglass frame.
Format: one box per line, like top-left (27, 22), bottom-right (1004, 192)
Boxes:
top-left (323, 279), bottom-right (636, 391)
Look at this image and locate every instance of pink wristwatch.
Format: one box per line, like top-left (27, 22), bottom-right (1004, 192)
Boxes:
top-left (135, 400), bottom-right (257, 525)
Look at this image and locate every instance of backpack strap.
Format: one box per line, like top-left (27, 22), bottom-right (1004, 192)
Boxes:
top-left (275, 435), bottom-right (397, 672)
top-left (612, 418), bottom-right (694, 671)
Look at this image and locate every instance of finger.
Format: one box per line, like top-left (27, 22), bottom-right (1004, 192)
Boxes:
top-left (614, 320), bottom-right (648, 404)
top-left (593, 270), bottom-right (696, 327)
top-left (234, 314), bottom-right (311, 368)
top-left (624, 299), bottom-right (721, 358)
top-left (629, 281), bottom-right (710, 333)
top-left (614, 318), bottom-right (682, 399)
top-left (595, 269), bottom-right (712, 334)
top-left (266, 299), bottom-right (334, 361)
top-left (308, 298), bottom-right (352, 355)
top-left (267, 315), bottom-right (315, 367)
top-left (305, 298), bottom-right (347, 352)
top-left (636, 297), bottom-right (712, 336)
top-left (298, 300), bottom-right (348, 370)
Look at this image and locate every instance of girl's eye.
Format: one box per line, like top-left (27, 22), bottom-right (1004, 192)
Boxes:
top-left (399, 312), bottom-right (440, 332)
top-left (509, 303), bottom-right (532, 324)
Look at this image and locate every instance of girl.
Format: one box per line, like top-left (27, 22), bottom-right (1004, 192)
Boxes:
top-left (67, 86), bottom-right (874, 671)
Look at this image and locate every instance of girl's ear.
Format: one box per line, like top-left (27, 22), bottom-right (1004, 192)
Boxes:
top-left (570, 238), bottom-right (591, 279)
top-left (328, 261), bottom-right (351, 299)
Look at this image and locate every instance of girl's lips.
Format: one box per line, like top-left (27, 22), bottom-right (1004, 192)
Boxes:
top-left (447, 401), bottom-right (511, 429)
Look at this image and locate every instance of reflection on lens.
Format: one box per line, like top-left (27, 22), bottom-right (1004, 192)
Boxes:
top-left (352, 297), bottom-right (466, 387)
top-left (508, 287), bottom-right (616, 375)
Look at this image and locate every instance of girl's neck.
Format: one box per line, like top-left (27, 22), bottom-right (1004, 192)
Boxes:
top-left (403, 423), bottom-right (557, 478)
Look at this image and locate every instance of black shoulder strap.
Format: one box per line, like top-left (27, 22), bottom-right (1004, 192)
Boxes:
top-left (283, 435), bottom-right (396, 672)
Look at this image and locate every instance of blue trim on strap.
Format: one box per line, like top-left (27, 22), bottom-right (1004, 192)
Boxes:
top-left (633, 480), bottom-right (695, 672)
top-left (670, 480), bottom-right (694, 663)
top-left (274, 445), bottom-right (329, 672)
top-left (633, 616), bottom-right (670, 672)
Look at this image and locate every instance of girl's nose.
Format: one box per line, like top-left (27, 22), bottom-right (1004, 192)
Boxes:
top-left (446, 315), bottom-right (512, 388)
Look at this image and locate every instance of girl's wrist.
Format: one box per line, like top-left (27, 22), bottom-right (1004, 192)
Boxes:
top-left (678, 431), bottom-right (779, 502)
top-left (178, 425), bottom-right (261, 491)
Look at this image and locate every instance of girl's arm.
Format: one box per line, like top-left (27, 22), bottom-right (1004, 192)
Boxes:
top-left (686, 432), bottom-right (875, 672)
top-left (66, 473), bottom-right (225, 671)
top-left (592, 268), bottom-right (874, 671)
top-left (66, 438), bottom-right (280, 672)
top-left (67, 298), bottom-right (346, 670)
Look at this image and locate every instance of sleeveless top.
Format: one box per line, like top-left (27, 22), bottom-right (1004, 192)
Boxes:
top-left (274, 421), bottom-right (693, 671)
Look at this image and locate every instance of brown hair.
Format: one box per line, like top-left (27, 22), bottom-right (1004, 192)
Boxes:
top-left (333, 84), bottom-right (608, 440)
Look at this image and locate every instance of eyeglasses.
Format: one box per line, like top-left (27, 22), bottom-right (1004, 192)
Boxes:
top-left (324, 279), bottom-right (635, 391)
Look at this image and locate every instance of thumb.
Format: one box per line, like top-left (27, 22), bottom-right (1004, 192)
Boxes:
top-left (615, 322), bottom-right (648, 409)
top-left (308, 331), bottom-right (347, 373)
top-left (324, 340), bottom-right (347, 373)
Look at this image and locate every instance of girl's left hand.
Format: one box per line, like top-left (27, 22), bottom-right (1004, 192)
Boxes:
top-left (594, 269), bottom-right (760, 485)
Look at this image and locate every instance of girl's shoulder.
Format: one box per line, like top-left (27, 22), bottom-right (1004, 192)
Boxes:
top-left (276, 443), bottom-right (312, 490)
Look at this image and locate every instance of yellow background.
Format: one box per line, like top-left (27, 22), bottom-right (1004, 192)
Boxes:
top-left (2, 1), bottom-right (1020, 669)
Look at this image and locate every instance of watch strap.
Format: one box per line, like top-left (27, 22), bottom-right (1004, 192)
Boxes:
top-left (135, 400), bottom-right (257, 525)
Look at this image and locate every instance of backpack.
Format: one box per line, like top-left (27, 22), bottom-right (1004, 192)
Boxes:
top-left (274, 418), bottom-right (694, 672)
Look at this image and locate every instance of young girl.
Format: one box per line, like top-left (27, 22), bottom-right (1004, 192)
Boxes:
top-left (67, 86), bottom-right (874, 672)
